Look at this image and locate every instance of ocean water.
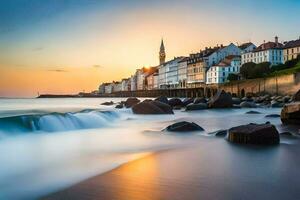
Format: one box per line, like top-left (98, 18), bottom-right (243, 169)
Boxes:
top-left (0, 98), bottom-right (299, 199)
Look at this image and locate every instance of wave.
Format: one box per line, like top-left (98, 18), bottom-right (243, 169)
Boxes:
top-left (0, 109), bottom-right (119, 133)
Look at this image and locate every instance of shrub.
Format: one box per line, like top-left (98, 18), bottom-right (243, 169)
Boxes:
top-left (240, 62), bottom-right (256, 79)
top-left (227, 73), bottom-right (239, 81)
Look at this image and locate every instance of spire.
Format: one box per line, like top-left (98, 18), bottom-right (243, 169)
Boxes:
top-left (159, 38), bottom-right (166, 65)
top-left (160, 38), bottom-right (165, 52)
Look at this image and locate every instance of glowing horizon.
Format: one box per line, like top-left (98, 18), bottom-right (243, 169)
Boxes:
top-left (1, 0), bottom-right (300, 97)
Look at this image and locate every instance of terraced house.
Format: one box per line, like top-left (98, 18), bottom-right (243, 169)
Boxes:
top-left (241, 36), bottom-right (284, 66)
top-left (283, 38), bottom-right (300, 62)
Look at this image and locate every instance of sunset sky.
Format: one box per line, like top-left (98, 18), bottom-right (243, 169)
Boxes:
top-left (0, 0), bottom-right (300, 97)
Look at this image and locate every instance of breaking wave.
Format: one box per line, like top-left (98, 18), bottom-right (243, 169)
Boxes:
top-left (0, 110), bottom-right (119, 133)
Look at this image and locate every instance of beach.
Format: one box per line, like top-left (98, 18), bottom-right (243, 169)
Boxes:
top-left (44, 138), bottom-right (300, 200)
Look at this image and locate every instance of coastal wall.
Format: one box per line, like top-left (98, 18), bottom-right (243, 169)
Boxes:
top-left (220, 72), bottom-right (300, 97)
top-left (38, 73), bottom-right (300, 98)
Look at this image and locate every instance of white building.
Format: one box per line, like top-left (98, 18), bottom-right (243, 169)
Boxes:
top-left (158, 57), bottom-right (185, 89)
top-left (178, 57), bottom-right (188, 88)
top-left (130, 74), bottom-right (137, 91)
top-left (241, 36), bottom-right (284, 66)
top-left (206, 55), bottom-right (241, 84)
top-left (104, 83), bottom-right (113, 94)
top-left (121, 78), bottom-right (130, 91)
top-left (112, 81), bottom-right (122, 92)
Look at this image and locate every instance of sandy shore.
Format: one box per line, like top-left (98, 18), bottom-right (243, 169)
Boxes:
top-left (43, 137), bottom-right (300, 200)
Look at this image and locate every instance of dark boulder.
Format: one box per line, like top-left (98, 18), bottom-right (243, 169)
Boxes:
top-left (124, 97), bottom-right (140, 108)
top-left (132, 101), bottom-right (173, 114)
top-left (228, 123), bottom-right (280, 145)
top-left (186, 103), bottom-right (208, 111)
top-left (155, 96), bottom-right (169, 104)
top-left (271, 100), bottom-right (284, 108)
top-left (182, 98), bottom-right (194, 107)
top-left (168, 98), bottom-right (183, 107)
top-left (194, 97), bottom-right (207, 104)
top-left (211, 129), bottom-right (228, 137)
top-left (292, 90), bottom-right (300, 102)
top-left (115, 104), bottom-right (123, 109)
top-left (240, 101), bottom-right (257, 108)
top-left (265, 114), bottom-right (280, 118)
top-left (232, 97), bottom-right (241, 105)
top-left (281, 102), bottom-right (300, 124)
top-left (208, 90), bottom-right (233, 108)
top-left (101, 101), bottom-right (114, 106)
top-left (165, 121), bottom-right (204, 132)
top-left (245, 110), bottom-right (261, 114)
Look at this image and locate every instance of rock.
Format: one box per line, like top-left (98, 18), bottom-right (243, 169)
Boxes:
top-left (292, 89), bottom-right (300, 101)
top-left (214, 129), bottom-right (228, 137)
top-left (208, 90), bottom-right (233, 108)
top-left (186, 103), bottom-right (208, 111)
top-left (168, 98), bottom-right (183, 107)
top-left (232, 97), bottom-right (241, 105)
top-left (280, 131), bottom-right (294, 136)
top-left (155, 96), bottom-right (169, 104)
top-left (173, 106), bottom-right (182, 110)
top-left (242, 97), bottom-right (253, 102)
top-left (124, 97), bottom-right (140, 108)
top-left (115, 104), bottom-right (123, 109)
top-left (182, 98), bottom-right (194, 107)
top-left (194, 97), bottom-right (207, 104)
top-left (228, 123), bottom-right (280, 145)
top-left (101, 101), bottom-right (114, 106)
top-left (271, 100), bottom-right (284, 108)
top-left (281, 102), bottom-right (300, 124)
top-left (283, 96), bottom-right (291, 103)
top-left (245, 111), bottom-right (261, 114)
top-left (265, 114), bottom-right (280, 118)
top-left (132, 101), bottom-right (174, 114)
top-left (240, 101), bottom-right (257, 108)
top-left (165, 121), bottom-right (204, 132)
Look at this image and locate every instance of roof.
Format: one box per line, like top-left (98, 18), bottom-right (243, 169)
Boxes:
top-left (162, 56), bottom-right (186, 66)
top-left (178, 57), bottom-right (189, 63)
top-left (214, 55), bottom-right (241, 67)
top-left (284, 39), bottom-right (300, 49)
top-left (253, 41), bottom-right (283, 52)
top-left (239, 42), bottom-right (254, 50)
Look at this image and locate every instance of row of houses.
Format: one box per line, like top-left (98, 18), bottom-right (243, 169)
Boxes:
top-left (99, 36), bottom-right (300, 94)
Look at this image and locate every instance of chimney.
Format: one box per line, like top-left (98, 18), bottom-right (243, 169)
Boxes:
top-left (275, 36), bottom-right (279, 46)
top-left (262, 40), bottom-right (266, 49)
top-left (220, 44), bottom-right (223, 48)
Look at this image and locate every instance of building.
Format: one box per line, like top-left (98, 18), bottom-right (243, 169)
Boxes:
top-left (130, 74), bottom-right (137, 91)
top-left (239, 42), bottom-right (256, 53)
top-left (159, 39), bottom-right (166, 65)
top-left (121, 78), bottom-right (130, 91)
top-left (112, 81), bottom-right (122, 92)
top-left (187, 55), bottom-right (206, 88)
top-left (178, 57), bottom-right (189, 88)
top-left (241, 36), bottom-right (284, 66)
top-left (158, 57), bottom-right (185, 89)
top-left (145, 67), bottom-right (159, 90)
top-left (203, 43), bottom-right (241, 67)
top-left (104, 83), bottom-right (113, 94)
top-left (98, 83), bottom-right (108, 94)
top-left (283, 38), bottom-right (300, 62)
top-left (206, 55), bottom-right (241, 84)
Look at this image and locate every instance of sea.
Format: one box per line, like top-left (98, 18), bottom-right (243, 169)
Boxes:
top-left (0, 98), bottom-right (299, 199)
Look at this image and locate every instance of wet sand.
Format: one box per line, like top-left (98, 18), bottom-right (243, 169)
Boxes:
top-left (43, 137), bottom-right (300, 200)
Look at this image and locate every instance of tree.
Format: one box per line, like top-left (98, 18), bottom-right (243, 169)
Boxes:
top-left (252, 62), bottom-right (271, 78)
top-left (240, 62), bottom-right (256, 79)
top-left (227, 73), bottom-right (239, 82)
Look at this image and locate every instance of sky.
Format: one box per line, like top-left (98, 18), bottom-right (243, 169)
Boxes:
top-left (0, 0), bottom-right (300, 97)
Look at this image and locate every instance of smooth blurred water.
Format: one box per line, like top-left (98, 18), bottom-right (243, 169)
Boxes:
top-left (0, 98), bottom-right (298, 199)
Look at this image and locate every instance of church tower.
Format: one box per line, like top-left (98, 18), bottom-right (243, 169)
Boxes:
top-left (159, 39), bottom-right (166, 65)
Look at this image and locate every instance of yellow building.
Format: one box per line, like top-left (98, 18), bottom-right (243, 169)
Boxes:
top-left (187, 54), bottom-right (207, 88)
top-left (283, 39), bottom-right (300, 62)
